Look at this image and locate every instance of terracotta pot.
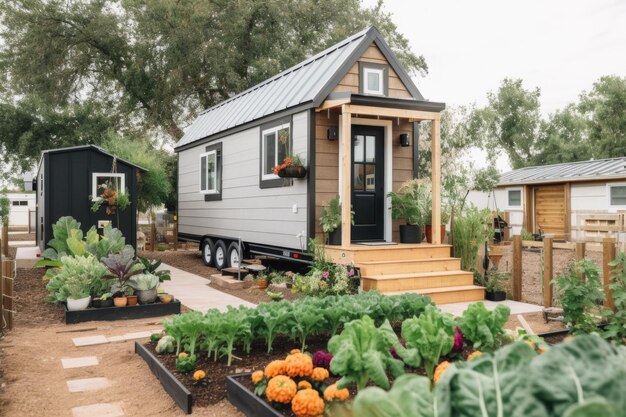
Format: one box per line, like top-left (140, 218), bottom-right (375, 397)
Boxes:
top-left (159, 294), bottom-right (173, 303)
top-left (256, 280), bottom-right (269, 289)
top-left (425, 224), bottom-right (446, 243)
top-left (127, 295), bottom-right (138, 306)
top-left (113, 297), bottom-right (128, 307)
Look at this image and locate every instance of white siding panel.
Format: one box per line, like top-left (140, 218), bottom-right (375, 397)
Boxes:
top-left (178, 111), bottom-right (309, 249)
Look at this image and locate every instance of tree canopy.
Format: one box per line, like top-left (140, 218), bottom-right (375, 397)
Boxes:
top-left (0, 0), bottom-right (427, 170)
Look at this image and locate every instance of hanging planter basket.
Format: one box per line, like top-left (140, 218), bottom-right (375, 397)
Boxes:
top-left (277, 166), bottom-right (307, 178)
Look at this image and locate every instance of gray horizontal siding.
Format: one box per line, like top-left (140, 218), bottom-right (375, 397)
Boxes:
top-left (178, 111), bottom-right (309, 249)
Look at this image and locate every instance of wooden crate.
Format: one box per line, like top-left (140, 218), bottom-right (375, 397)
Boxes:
top-left (577, 213), bottom-right (625, 242)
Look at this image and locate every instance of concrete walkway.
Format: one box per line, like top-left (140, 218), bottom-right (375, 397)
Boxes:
top-left (438, 299), bottom-right (544, 316)
top-left (158, 263), bottom-right (255, 312)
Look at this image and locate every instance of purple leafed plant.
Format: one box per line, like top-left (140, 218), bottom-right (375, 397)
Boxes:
top-left (453, 326), bottom-right (464, 352)
top-left (389, 339), bottom-right (407, 360)
top-left (312, 350), bottom-right (333, 370)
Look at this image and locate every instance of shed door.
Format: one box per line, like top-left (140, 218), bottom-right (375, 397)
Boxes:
top-left (534, 185), bottom-right (566, 237)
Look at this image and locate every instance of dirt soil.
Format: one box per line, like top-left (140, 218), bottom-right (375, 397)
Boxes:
top-left (140, 249), bottom-right (301, 305)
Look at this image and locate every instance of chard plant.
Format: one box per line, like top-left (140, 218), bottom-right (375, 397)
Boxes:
top-left (163, 315), bottom-right (186, 355)
top-left (458, 302), bottom-right (511, 351)
top-left (255, 301), bottom-right (293, 353)
top-left (178, 311), bottom-right (204, 357)
top-left (396, 305), bottom-right (455, 380)
top-left (290, 300), bottom-right (327, 351)
top-left (328, 316), bottom-right (404, 391)
top-left (216, 306), bottom-right (252, 366)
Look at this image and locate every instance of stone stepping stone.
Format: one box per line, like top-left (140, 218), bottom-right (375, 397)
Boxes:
top-left (73, 335), bottom-right (109, 347)
top-left (71, 402), bottom-right (124, 417)
top-left (67, 377), bottom-right (111, 393)
top-left (122, 331), bottom-right (153, 340)
top-left (107, 336), bottom-right (126, 343)
top-left (61, 356), bottom-right (99, 369)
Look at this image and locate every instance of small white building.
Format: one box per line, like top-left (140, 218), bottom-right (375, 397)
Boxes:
top-left (466, 157), bottom-right (626, 242)
top-left (6, 192), bottom-right (36, 229)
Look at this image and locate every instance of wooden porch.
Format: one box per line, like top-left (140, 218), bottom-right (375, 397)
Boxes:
top-left (324, 243), bottom-right (484, 304)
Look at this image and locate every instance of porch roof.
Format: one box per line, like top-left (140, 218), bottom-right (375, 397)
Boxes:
top-left (319, 92), bottom-right (445, 115)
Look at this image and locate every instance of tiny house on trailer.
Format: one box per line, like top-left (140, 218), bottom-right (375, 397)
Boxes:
top-left (466, 157), bottom-right (626, 242)
top-left (36, 145), bottom-right (146, 251)
top-left (176, 27), bottom-right (484, 303)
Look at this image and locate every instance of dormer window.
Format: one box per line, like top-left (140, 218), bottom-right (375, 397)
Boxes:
top-left (360, 63), bottom-right (388, 96)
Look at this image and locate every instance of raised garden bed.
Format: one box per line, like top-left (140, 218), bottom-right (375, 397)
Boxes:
top-left (64, 299), bottom-right (181, 324)
top-left (227, 374), bottom-right (283, 417)
top-left (135, 342), bottom-right (192, 414)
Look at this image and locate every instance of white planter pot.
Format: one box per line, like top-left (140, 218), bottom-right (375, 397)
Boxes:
top-left (67, 296), bottom-right (91, 311)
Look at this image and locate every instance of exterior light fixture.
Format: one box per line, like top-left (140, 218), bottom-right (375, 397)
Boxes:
top-left (399, 133), bottom-right (410, 147)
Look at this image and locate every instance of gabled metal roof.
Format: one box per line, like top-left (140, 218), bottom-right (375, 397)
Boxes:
top-left (175, 26), bottom-right (425, 150)
top-left (39, 145), bottom-right (148, 172)
top-left (498, 157), bottom-right (626, 186)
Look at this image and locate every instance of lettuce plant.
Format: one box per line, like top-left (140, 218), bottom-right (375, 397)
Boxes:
top-left (216, 306), bottom-right (252, 366)
top-left (458, 302), bottom-right (510, 352)
top-left (290, 300), bottom-right (327, 351)
top-left (178, 311), bottom-right (204, 357)
top-left (45, 255), bottom-right (108, 303)
top-left (156, 335), bottom-right (175, 354)
top-left (396, 305), bottom-right (455, 379)
top-left (328, 316), bottom-right (404, 391)
top-left (353, 374), bottom-right (435, 417)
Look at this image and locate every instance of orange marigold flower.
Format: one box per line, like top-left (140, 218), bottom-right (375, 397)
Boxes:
top-left (311, 367), bottom-right (329, 382)
top-left (193, 370), bottom-right (206, 381)
top-left (323, 383), bottom-right (350, 402)
top-left (297, 380), bottom-right (312, 390)
top-left (467, 351), bottom-right (482, 361)
top-left (285, 353), bottom-right (313, 378)
top-left (433, 361), bottom-right (451, 383)
top-left (266, 375), bottom-right (297, 404)
top-left (525, 340), bottom-right (536, 350)
top-left (251, 370), bottom-right (265, 384)
top-left (291, 388), bottom-right (325, 417)
top-left (538, 347), bottom-right (546, 354)
top-left (178, 352), bottom-right (189, 359)
top-left (289, 349), bottom-right (301, 355)
top-left (265, 360), bottom-right (286, 378)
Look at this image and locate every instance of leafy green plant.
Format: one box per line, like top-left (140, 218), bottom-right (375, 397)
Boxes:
top-left (0, 194), bottom-right (9, 227)
top-left (265, 290), bottom-right (284, 301)
top-left (291, 299), bottom-right (327, 351)
top-left (520, 229), bottom-right (533, 241)
top-left (150, 333), bottom-right (162, 343)
top-left (64, 274), bottom-right (92, 300)
top-left (216, 306), bottom-right (252, 366)
top-left (554, 259), bottom-right (604, 334)
top-left (387, 179), bottom-right (428, 226)
top-left (254, 301), bottom-right (293, 353)
top-left (478, 267), bottom-right (510, 293)
top-left (458, 302), bottom-right (511, 351)
top-left (605, 252), bottom-right (626, 342)
top-left (128, 273), bottom-right (160, 291)
top-left (137, 256), bottom-right (171, 282)
top-left (163, 315), bottom-right (186, 355)
top-left (178, 311), bottom-right (204, 357)
top-left (155, 335), bottom-right (175, 354)
top-left (328, 316), bottom-right (404, 391)
top-left (319, 195), bottom-right (353, 234)
top-left (175, 355), bottom-right (196, 373)
top-left (45, 255), bottom-right (108, 303)
top-left (395, 305), bottom-right (455, 379)
top-left (453, 205), bottom-right (494, 271)
top-left (101, 246), bottom-right (144, 293)
top-left (353, 374), bottom-right (434, 417)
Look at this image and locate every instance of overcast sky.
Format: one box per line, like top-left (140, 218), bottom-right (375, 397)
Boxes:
top-left (364, 0), bottom-right (626, 114)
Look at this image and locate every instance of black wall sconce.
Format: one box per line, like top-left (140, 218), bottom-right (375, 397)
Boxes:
top-left (399, 133), bottom-right (410, 147)
top-left (327, 126), bottom-right (338, 141)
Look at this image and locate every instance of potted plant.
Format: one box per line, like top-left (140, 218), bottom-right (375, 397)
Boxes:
top-left (93, 292), bottom-right (114, 308)
top-left (126, 287), bottom-right (138, 306)
top-left (255, 272), bottom-right (269, 289)
top-left (423, 197), bottom-right (450, 244)
top-left (266, 290), bottom-right (284, 301)
top-left (102, 246), bottom-right (144, 307)
top-left (479, 267), bottom-right (509, 301)
top-left (388, 180), bottom-right (428, 243)
top-left (273, 154), bottom-right (307, 179)
top-left (320, 195), bottom-right (354, 245)
top-left (159, 293), bottom-right (173, 303)
top-left (129, 273), bottom-right (160, 304)
top-left (65, 275), bottom-right (92, 311)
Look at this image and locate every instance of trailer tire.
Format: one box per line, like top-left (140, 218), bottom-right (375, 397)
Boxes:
top-left (213, 240), bottom-right (228, 271)
top-left (201, 238), bottom-right (215, 266)
top-left (227, 242), bottom-right (242, 268)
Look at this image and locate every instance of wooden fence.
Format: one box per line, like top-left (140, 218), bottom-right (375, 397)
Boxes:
top-left (510, 235), bottom-right (619, 309)
top-left (1, 259), bottom-right (15, 331)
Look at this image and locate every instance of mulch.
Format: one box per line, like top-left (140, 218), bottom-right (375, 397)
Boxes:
top-left (13, 268), bottom-right (64, 327)
top-left (140, 249), bottom-right (302, 305)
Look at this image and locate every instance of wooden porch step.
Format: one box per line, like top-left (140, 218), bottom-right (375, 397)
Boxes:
top-left (358, 257), bottom-right (461, 275)
top-left (361, 270), bottom-right (473, 292)
top-left (325, 244), bottom-right (452, 263)
top-left (383, 285), bottom-right (485, 304)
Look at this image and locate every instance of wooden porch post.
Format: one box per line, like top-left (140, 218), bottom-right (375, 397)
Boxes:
top-left (340, 106), bottom-right (352, 246)
top-left (430, 119), bottom-right (441, 244)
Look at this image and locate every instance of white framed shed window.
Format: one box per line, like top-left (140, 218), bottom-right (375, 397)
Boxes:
top-left (91, 173), bottom-right (125, 201)
top-left (363, 67), bottom-right (384, 95)
top-left (507, 188), bottom-right (522, 208)
top-left (608, 184), bottom-right (626, 208)
top-left (199, 150), bottom-right (218, 194)
top-left (261, 123), bottom-right (290, 180)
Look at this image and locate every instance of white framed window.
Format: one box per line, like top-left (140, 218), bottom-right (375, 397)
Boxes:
top-left (363, 67), bottom-right (384, 95)
top-left (261, 123), bottom-right (290, 181)
top-left (91, 173), bottom-right (125, 201)
top-left (507, 188), bottom-right (522, 208)
top-left (608, 183), bottom-right (626, 208)
top-left (199, 150), bottom-right (218, 194)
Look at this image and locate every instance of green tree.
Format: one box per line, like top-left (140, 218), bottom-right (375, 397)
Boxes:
top-left (0, 0), bottom-right (427, 168)
top-left (101, 133), bottom-right (175, 213)
top-left (470, 78), bottom-right (542, 169)
top-left (578, 75), bottom-right (626, 159)
top-left (0, 194), bottom-right (9, 227)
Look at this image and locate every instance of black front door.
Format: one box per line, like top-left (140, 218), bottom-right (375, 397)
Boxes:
top-left (351, 125), bottom-right (385, 241)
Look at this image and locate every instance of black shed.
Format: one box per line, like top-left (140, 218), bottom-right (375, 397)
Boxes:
top-left (36, 145), bottom-right (146, 251)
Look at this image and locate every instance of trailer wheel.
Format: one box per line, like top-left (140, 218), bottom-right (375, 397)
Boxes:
top-left (227, 242), bottom-right (242, 268)
top-left (213, 240), bottom-right (228, 271)
top-left (201, 238), bottom-right (214, 266)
